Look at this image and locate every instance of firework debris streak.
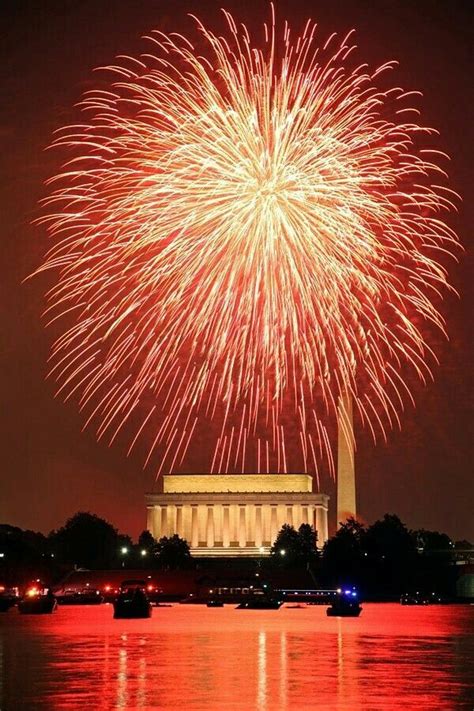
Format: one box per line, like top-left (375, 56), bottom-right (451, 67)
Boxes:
top-left (36, 8), bottom-right (460, 479)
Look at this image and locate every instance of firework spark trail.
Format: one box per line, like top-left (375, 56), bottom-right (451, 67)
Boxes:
top-left (36, 8), bottom-right (459, 479)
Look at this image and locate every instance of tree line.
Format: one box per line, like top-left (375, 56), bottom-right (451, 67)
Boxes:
top-left (0, 512), bottom-right (192, 579)
top-left (0, 511), bottom-right (471, 597)
top-left (271, 516), bottom-right (472, 598)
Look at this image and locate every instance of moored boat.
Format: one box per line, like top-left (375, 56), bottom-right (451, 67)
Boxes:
top-left (237, 594), bottom-right (283, 610)
top-left (56, 588), bottom-right (104, 605)
top-left (326, 589), bottom-right (362, 617)
top-left (113, 580), bottom-right (152, 619)
top-left (0, 586), bottom-right (20, 612)
top-left (206, 599), bottom-right (224, 607)
top-left (18, 583), bottom-right (57, 615)
top-left (400, 592), bottom-right (446, 605)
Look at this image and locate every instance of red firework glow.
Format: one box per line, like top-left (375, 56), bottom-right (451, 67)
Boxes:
top-left (35, 8), bottom-right (459, 480)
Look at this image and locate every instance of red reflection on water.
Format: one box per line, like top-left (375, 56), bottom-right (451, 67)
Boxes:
top-left (0, 604), bottom-right (472, 710)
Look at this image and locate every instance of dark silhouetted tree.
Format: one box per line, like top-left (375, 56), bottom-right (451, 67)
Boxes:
top-left (412, 529), bottom-right (452, 554)
top-left (0, 524), bottom-right (51, 583)
top-left (321, 517), bottom-right (366, 588)
top-left (364, 514), bottom-right (417, 596)
top-left (155, 535), bottom-right (192, 570)
top-left (49, 512), bottom-right (121, 569)
top-left (297, 523), bottom-right (318, 563)
top-left (411, 528), bottom-right (456, 595)
top-left (271, 524), bottom-right (302, 564)
top-left (136, 530), bottom-right (156, 567)
top-left (138, 530), bottom-right (156, 549)
top-left (271, 523), bottom-right (318, 567)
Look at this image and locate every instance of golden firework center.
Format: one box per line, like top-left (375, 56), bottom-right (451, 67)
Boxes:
top-left (146, 474), bottom-right (329, 557)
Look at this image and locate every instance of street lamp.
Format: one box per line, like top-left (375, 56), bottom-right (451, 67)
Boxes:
top-left (120, 546), bottom-right (129, 568)
top-left (280, 549), bottom-right (286, 556)
top-left (141, 549), bottom-right (147, 557)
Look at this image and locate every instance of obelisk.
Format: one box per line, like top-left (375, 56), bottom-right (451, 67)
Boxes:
top-left (337, 391), bottom-right (356, 524)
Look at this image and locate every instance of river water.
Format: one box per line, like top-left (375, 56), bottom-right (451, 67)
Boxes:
top-left (0, 603), bottom-right (472, 710)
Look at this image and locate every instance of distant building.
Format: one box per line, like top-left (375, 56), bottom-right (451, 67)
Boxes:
top-left (146, 474), bottom-right (329, 557)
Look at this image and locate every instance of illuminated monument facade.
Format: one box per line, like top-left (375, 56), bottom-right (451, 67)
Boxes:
top-left (146, 474), bottom-right (329, 557)
top-left (146, 402), bottom-right (356, 555)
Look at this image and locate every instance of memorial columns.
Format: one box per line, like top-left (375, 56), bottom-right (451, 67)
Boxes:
top-left (161, 506), bottom-right (168, 537)
top-left (255, 505), bottom-right (263, 548)
top-left (223, 505), bottom-right (230, 548)
top-left (168, 505), bottom-right (176, 537)
top-left (315, 506), bottom-right (329, 545)
top-left (239, 506), bottom-right (247, 547)
top-left (319, 505), bottom-right (329, 544)
top-left (191, 505), bottom-right (199, 548)
top-left (176, 505), bottom-right (183, 538)
top-left (206, 506), bottom-right (215, 548)
top-left (270, 506), bottom-right (278, 544)
top-left (152, 506), bottom-right (161, 539)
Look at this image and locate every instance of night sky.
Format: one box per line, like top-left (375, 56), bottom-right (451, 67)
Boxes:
top-left (2, 0), bottom-right (472, 540)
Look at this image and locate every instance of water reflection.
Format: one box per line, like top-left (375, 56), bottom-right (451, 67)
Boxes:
top-left (279, 631), bottom-right (287, 708)
top-left (116, 640), bottom-right (127, 708)
top-left (257, 630), bottom-right (266, 708)
top-left (0, 604), bottom-right (472, 710)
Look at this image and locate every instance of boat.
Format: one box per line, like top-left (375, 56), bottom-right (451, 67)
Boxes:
top-left (0, 586), bottom-right (20, 612)
top-left (326, 599), bottom-right (362, 617)
top-left (18, 584), bottom-right (57, 615)
top-left (400, 592), bottom-right (429, 605)
top-left (56, 588), bottom-right (104, 605)
top-left (236, 594), bottom-right (283, 610)
top-left (0, 598), bottom-right (14, 613)
top-left (400, 592), bottom-right (444, 605)
top-left (113, 581), bottom-right (152, 619)
top-left (206, 599), bottom-right (224, 607)
top-left (326, 589), bottom-right (362, 617)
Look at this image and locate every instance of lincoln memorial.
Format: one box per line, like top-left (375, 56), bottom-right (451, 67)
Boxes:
top-left (146, 474), bottom-right (329, 556)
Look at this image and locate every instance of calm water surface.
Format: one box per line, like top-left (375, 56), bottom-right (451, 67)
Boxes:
top-left (0, 603), bottom-right (472, 710)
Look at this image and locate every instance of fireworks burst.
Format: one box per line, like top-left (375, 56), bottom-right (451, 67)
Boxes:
top-left (36, 7), bottom-right (459, 479)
